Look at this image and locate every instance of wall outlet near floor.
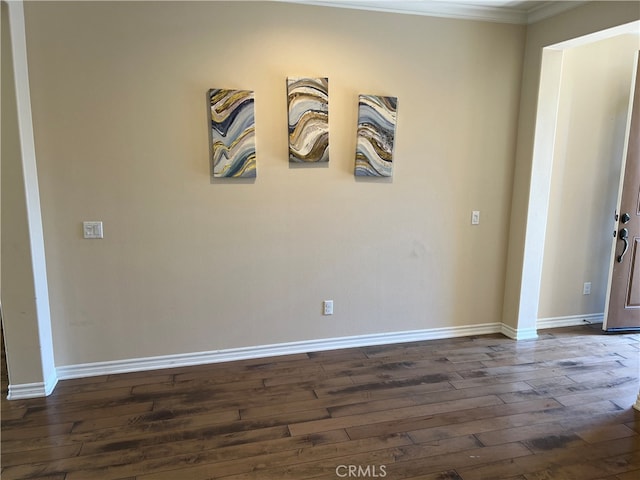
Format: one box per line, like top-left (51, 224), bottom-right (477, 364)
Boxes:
top-left (323, 300), bottom-right (334, 315)
top-left (583, 282), bottom-right (592, 295)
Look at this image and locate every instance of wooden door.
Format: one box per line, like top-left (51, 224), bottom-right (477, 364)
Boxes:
top-left (604, 52), bottom-right (640, 332)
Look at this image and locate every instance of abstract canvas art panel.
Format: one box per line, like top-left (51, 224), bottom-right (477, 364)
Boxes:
top-left (354, 94), bottom-right (398, 177)
top-left (287, 77), bottom-right (329, 163)
top-left (209, 89), bottom-right (257, 178)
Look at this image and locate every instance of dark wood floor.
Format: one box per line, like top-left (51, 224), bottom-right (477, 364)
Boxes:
top-left (1, 324), bottom-right (639, 479)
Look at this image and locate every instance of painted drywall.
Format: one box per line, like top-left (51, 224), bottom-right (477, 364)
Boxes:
top-left (539, 33), bottom-right (640, 319)
top-left (18, 1), bottom-right (525, 367)
top-left (502, 1), bottom-right (640, 333)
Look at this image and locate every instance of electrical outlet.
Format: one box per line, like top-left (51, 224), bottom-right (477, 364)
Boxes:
top-left (323, 300), bottom-right (333, 315)
top-left (583, 282), bottom-right (591, 295)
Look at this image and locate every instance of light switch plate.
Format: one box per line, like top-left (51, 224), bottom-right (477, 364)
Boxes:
top-left (83, 221), bottom-right (103, 239)
top-left (471, 211), bottom-right (480, 225)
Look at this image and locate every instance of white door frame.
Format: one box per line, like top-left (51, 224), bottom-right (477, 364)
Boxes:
top-left (521, 20), bottom-right (640, 336)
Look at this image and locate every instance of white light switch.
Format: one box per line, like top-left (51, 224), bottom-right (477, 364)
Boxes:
top-left (471, 211), bottom-right (480, 225)
top-left (83, 221), bottom-right (103, 239)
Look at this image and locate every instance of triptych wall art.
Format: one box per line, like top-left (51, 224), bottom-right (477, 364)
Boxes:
top-left (208, 79), bottom-right (397, 178)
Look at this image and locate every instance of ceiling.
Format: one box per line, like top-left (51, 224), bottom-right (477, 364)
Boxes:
top-left (278, 1), bottom-right (589, 24)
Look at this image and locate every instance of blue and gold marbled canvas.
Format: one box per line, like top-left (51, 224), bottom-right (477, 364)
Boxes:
top-left (354, 95), bottom-right (398, 177)
top-left (287, 77), bottom-right (329, 163)
top-left (209, 89), bottom-right (257, 178)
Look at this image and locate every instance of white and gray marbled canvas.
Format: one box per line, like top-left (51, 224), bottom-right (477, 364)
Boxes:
top-left (209, 89), bottom-right (257, 178)
top-left (354, 94), bottom-right (397, 177)
top-left (287, 77), bottom-right (329, 163)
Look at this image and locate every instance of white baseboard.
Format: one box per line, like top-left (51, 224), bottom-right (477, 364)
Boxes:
top-left (7, 382), bottom-right (46, 400)
top-left (7, 374), bottom-right (57, 400)
top-left (537, 313), bottom-right (604, 330)
top-left (501, 323), bottom-right (538, 340)
top-left (56, 322), bottom-right (504, 381)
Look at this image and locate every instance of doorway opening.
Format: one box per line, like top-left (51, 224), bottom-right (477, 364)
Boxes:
top-left (524, 21), bottom-right (640, 333)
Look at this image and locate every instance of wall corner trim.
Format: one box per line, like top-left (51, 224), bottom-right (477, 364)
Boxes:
top-left (6, 0), bottom-right (57, 394)
top-left (501, 323), bottom-right (538, 340)
top-left (56, 323), bottom-right (506, 382)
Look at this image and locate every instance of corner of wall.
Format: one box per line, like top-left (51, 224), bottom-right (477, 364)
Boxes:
top-left (500, 322), bottom-right (538, 340)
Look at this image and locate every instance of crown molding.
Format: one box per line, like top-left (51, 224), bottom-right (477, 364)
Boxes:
top-left (276, 1), bottom-right (588, 25)
top-left (527, 1), bottom-right (588, 23)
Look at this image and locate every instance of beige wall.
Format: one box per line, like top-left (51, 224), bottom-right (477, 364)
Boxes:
top-left (6, 1), bottom-right (639, 376)
top-left (539, 33), bottom-right (640, 319)
top-left (502, 1), bottom-right (640, 332)
top-left (20, 1), bottom-right (525, 366)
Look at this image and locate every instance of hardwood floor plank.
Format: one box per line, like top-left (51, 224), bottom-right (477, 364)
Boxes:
top-left (577, 424), bottom-right (638, 444)
top-left (402, 471), bottom-right (464, 480)
top-left (46, 386), bottom-right (136, 406)
top-left (78, 408), bottom-right (329, 456)
top-left (135, 433), bottom-right (411, 480)
top-left (3, 401), bottom-right (155, 430)
top-left (385, 442), bottom-right (533, 478)
top-left (450, 362), bottom-right (631, 390)
top-left (0, 422), bottom-right (75, 442)
top-left (1, 425), bottom-right (295, 479)
top-left (408, 399), bottom-right (623, 445)
top-left (52, 374), bottom-right (174, 395)
top-left (318, 356), bottom-right (486, 376)
top-left (457, 436), bottom-right (640, 480)
top-left (0, 406), bottom-right (28, 421)
top-left (615, 469), bottom-right (640, 479)
top-left (0, 443), bottom-right (82, 468)
top-left (130, 377), bottom-right (266, 397)
top-left (239, 380), bottom-right (467, 421)
top-left (1, 432), bottom-right (79, 454)
top-left (347, 397), bottom-right (561, 441)
top-left (149, 384), bottom-right (318, 412)
top-left (475, 408), bottom-right (639, 447)
top-left (63, 429), bottom-right (351, 480)
top-left (523, 450), bottom-right (640, 480)
top-left (327, 381), bottom-right (533, 418)
top-left (70, 407), bottom-right (240, 434)
top-left (288, 395), bottom-right (504, 437)
top-left (307, 348), bottom-right (369, 361)
top-left (313, 375), bottom-right (455, 399)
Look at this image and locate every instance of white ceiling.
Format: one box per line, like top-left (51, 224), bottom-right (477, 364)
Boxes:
top-left (278, 1), bottom-right (589, 24)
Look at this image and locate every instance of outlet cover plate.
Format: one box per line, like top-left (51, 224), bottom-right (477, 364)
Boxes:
top-left (323, 300), bottom-right (334, 315)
